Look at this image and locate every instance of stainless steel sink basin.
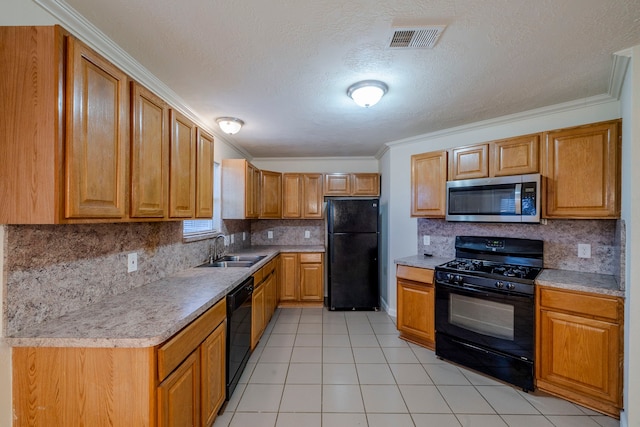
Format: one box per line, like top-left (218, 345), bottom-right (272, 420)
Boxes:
top-left (198, 255), bottom-right (267, 268)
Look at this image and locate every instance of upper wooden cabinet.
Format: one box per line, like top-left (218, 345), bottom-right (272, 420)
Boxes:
top-left (130, 82), bottom-right (169, 218)
top-left (195, 129), bottom-right (214, 218)
top-left (283, 173), bottom-right (324, 219)
top-left (490, 134), bottom-right (540, 177)
top-left (260, 170), bottom-right (282, 218)
top-left (221, 159), bottom-right (260, 219)
top-left (169, 110), bottom-right (197, 218)
top-left (448, 144), bottom-right (489, 180)
top-left (543, 120), bottom-right (621, 219)
top-left (411, 150), bottom-right (448, 217)
top-left (324, 173), bottom-right (379, 196)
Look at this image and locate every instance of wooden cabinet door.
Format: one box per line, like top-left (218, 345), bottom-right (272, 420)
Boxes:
top-left (251, 284), bottom-right (265, 350)
top-left (324, 173), bottom-right (351, 195)
top-left (397, 279), bottom-right (435, 347)
top-left (130, 82), bottom-right (169, 218)
top-left (260, 170), bottom-right (282, 218)
top-left (65, 37), bottom-right (128, 219)
top-left (158, 351), bottom-right (200, 427)
top-left (169, 110), bottom-right (196, 218)
top-left (279, 253), bottom-right (299, 301)
top-left (283, 173), bottom-right (302, 218)
top-left (490, 134), bottom-right (540, 177)
top-left (303, 174), bottom-right (324, 218)
top-left (200, 321), bottom-right (225, 427)
top-left (449, 144), bottom-right (489, 180)
top-left (299, 253), bottom-right (323, 301)
top-left (411, 151), bottom-right (447, 217)
top-left (543, 120), bottom-right (620, 218)
top-left (264, 271), bottom-right (276, 322)
top-left (195, 129), bottom-right (214, 218)
top-left (352, 173), bottom-right (380, 196)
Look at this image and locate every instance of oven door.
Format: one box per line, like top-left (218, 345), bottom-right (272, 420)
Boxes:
top-left (435, 281), bottom-right (534, 360)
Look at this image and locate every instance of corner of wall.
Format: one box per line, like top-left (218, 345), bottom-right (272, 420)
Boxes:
top-left (0, 225), bottom-right (13, 427)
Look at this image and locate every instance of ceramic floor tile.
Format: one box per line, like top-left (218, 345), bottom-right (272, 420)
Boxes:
top-left (438, 386), bottom-right (496, 414)
top-left (349, 334), bottom-right (380, 347)
top-left (259, 346), bottom-right (293, 363)
top-left (322, 334), bottom-right (351, 347)
top-left (476, 386), bottom-right (539, 414)
top-left (224, 382), bottom-right (246, 412)
top-left (545, 416), bottom-right (604, 427)
top-left (519, 390), bottom-right (586, 415)
top-left (591, 416), bottom-right (620, 427)
top-left (376, 334), bottom-right (410, 347)
top-left (578, 406), bottom-right (604, 416)
top-left (455, 414), bottom-right (508, 427)
top-left (285, 363), bottom-right (321, 384)
top-left (229, 412), bottom-right (277, 427)
top-left (299, 314), bottom-right (323, 324)
top-left (501, 415), bottom-right (555, 427)
top-left (238, 362), bottom-right (256, 384)
top-left (372, 322), bottom-right (400, 334)
top-left (424, 363), bottom-right (471, 385)
top-left (290, 347), bottom-right (322, 363)
top-left (279, 384), bottom-right (322, 412)
top-left (236, 384), bottom-right (284, 412)
top-left (323, 323), bottom-right (349, 334)
top-left (266, 334), bottom-right (296, 347)
top-left (367, 311), bottom-right (396, 323)
top-left (323, 346), bottom-right (354, 363)
top-left (322, 363), bottom-right (359, 384)
top-left (276, 313), bottom-right (301, 324)
top-left (322, 384), bottom-right (365, 412)
top-left (271, 322), bottom-right (298, 334)
top-left (321, 413), bottom-right (368, 426)
top-left (249, 363), bottom-right (289, 384)
top-left (367, 413), bottom-right (415, 427)
top-left (294, 334), bottom-right (322, 347)
top-left (297, 323), bottom-right (322, 334)
top-left (302, 308), bottom-right (324, 315)
top-left (412, 413), bottom-right (462, 427)
top-left (323, 313), bottom-right (346, 323)
top-left (382, 346), bottom-right (420, 363)
top-left (356, 363), bottom-right (396, 384)
top-left (389, 363), bottom-right (433, 385)
top-left (361, 384), bottom-right (408, 413)
top-left (212, 410), bottom-right (233, 427)
top-left (275, 412), bottom-right (321, 427)
top-left (347, 322), bottom-right (375, 334)
top-left (353, 346), bottom-right (386, 363)
top-left (399, 385), bottom-right (452, 413)
top-left (410, 344), bottom-right (446, 364)
top-left (458, 367), bottom-right (507, 386)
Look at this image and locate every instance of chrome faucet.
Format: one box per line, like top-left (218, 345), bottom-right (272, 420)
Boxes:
top-left (209, 234), bottom-right (226, 263)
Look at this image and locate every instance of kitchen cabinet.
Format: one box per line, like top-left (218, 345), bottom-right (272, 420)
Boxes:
top-left (130, 82), bottom-right (170, 218)
top-left (221, 159), bottom-right (260, 219)
top-left (448, 143), bottom-right (489, 180)
top-left (195, 129), bottom-right (215, 218)
top-left (282, 173), bottom-right (324, 219)
top-left (324, 173), bottom-right (380, 196)
top-left (396, 265), bottom-right (435, 349)
top-left (13, 299), bottom-right (227, 427)
top-left (251, 281), bottom-right (266, 350)
top-left (251, 259), bottom-right (278, 349)
top-left (169, 110), bottom-right (197, 218)
top-left (490, 133), bottom-right (540, 177)
top-left (542, 120), bottom-right (621, 218)
top-left (279, 253), bottom-right (324, 305)
top-left (410, 150), bottom-right (448, 217)
top-left (260, 170), bottom-right (283, 218)
top-left (0, 26), bottom-right (130, 223)
top-left (536, 286), bottom-right (623, 418)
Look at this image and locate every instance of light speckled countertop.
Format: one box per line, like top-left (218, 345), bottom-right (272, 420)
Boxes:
top-left (6, 245), bottom-right (324, 348)
top-left (394, 254), bottom-right (624, 298)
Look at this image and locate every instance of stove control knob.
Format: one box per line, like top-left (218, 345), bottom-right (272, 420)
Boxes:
top-left (446, 273), bottom-right (453, 281)
top-left (495, 281), bottom-right (505, 289)
top-left (506, 283), bottom-right (516, 290)
top-left (454, 275), bottom-right (463, 283)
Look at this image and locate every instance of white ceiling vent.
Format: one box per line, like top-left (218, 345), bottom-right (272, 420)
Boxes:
top-left (388, 25), bottom-right (446, 49)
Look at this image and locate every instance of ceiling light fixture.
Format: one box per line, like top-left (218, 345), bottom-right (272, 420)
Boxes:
top-left (347, 80), bottom-right (388, 108)
top-left (216, 117), bottom-right (245, 135)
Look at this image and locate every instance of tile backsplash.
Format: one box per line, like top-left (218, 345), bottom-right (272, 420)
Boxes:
top-left (251, 219), bottom-right (324, 246)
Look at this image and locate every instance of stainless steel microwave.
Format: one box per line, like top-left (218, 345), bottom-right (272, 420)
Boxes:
top-left (446, 173), bottom-right (541, 223)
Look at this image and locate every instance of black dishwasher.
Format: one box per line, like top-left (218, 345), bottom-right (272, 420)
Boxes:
top-left (225, 276), bottom-right (253, 401)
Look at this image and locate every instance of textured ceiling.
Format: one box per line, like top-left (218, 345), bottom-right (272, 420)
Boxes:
top-left (62, 0), bottom-right (640, 157)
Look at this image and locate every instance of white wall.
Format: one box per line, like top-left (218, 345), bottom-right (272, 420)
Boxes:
top-left (251, 157), bottom-right (379, 173)
top-left (0, 0), bottom-right (57, 24)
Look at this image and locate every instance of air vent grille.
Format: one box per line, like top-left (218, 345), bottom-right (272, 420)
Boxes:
top-left (388, 25), bottom-right (446, 49)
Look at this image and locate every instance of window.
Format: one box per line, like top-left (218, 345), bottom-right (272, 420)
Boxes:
top-left (183, 162), bottom-right (221, 239)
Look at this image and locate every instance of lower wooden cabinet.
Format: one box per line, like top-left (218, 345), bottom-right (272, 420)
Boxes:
top-left (536, 286), bottom-right (623, 418)
top-left (158, 351), bottom-right (200, 427)
top-left (396, 265), bottom-right (435, 349)
top-left (279, 252), bottom-right (324, 305)
top-left (251, 282), bottom-right (266, 350)
top-left (251, 259), bottom-right (278, 350)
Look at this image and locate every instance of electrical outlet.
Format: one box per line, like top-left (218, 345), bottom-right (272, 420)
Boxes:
top-left (242, 232), bottom-right (246, 241)
top-left (127, 253), bottom-right (138, 273)
top-left (578, 243), bottom-right (591, 258)
top-left (304, 230), bottom-right (310, 239)
top-left (423, 235), bottom-right (431, 246)
top-left (230, 234), bottom-right (235, 244)
top-left (267, 230), bottom-right (273, 239)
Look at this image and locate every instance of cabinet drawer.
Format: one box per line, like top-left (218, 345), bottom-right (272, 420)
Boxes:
top-left (253, 268), bottom-right (264, 286)
top-left (300, 253), bottom-right (322, 263)
top-left (396, 265), bottom-right (434, 284)
top-left (264, 258), bottom-right (276, 275)
top-left (158, 298), bottom-right (226, 381)
top-left (539, 287), bottom-right (620, 322)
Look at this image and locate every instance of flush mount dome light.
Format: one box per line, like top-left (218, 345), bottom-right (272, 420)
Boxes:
top-left (216, 117), bottom-right (244, 135)
top-left (347, 80), bottom-right (388, 107)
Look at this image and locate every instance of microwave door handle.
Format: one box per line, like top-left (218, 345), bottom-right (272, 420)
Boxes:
top-left (514, 183), bottom-right (522, 214)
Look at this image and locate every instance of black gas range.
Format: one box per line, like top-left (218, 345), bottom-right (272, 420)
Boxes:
top-left (434, 236), bottom-right (543, 391)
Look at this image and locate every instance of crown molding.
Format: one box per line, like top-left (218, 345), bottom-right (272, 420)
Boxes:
top-left (251, 156), bottom-right (378, 162)
top-left (33, 0), bottom-right (251, 159)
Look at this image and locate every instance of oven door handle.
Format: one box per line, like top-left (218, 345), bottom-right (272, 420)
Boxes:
top-left (436, 281), bottom-right (533, 300)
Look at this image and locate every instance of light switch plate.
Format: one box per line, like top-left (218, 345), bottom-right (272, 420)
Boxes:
top-left (127, 253), bottom-right (137, 273)
top-left (578, 243), bottom-right (591, 258)
top-left (423, 235), bottom-right (431, 246)
top-left (230, 234), bottom-right (235, 244)
top-left (304, 230), bottom-right (310, 239)
top-left (267, 230), bottom-right (273, 239)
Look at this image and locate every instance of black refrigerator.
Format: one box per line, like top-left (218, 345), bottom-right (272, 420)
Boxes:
top-left (327, 198), bottom-right (380, 310)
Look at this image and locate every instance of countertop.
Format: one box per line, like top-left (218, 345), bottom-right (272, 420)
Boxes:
top-left (6, 245), bottom-right (324, 348)
top-left (394, 254), bottom-right (624, 298)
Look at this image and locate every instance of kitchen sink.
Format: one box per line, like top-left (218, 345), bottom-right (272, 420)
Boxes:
top-left (198, 255), bottom-right (266, 268)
